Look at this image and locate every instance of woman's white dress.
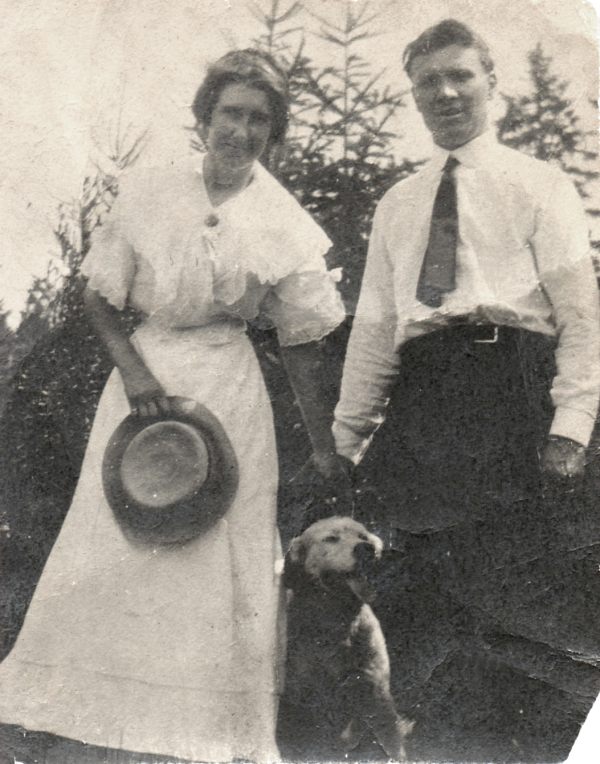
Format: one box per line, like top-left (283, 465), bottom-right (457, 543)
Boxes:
top-left (0, 157), bottom-right (345, 762)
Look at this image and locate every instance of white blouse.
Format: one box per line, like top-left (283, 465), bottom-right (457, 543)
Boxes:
top-left (81, 156), bottom-right (345, 346)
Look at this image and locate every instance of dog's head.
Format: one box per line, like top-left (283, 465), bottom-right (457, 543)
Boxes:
top-left (283, 516), bottom-right (383, 600)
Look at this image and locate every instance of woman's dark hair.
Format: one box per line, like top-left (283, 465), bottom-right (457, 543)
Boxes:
top-left (403, 19), bottom-right (495, 77)
top-left (191, 49), bottom-right (289, 145)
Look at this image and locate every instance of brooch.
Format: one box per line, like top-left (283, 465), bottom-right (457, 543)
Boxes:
top-left (204, 213), bottom-right (219, 228)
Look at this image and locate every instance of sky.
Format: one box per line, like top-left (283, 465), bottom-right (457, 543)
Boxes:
top-left (1, 0), bottom-right (599, 326)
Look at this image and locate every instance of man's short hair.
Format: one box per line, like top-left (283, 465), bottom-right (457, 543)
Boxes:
top-left (403, 19), bottom-right (495, 77)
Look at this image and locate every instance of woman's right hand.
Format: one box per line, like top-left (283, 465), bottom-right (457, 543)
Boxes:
top-left (122, 366), bottom-right (172, 417)
top-left (83, 287), bottom-right (173, 418)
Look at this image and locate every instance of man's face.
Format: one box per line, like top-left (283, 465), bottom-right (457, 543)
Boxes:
top-left (410, 44), bottom-right (496, 150)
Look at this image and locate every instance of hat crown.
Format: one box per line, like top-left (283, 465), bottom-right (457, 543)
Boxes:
top-left (120, 421), bottom-right (210, 509)
top-left (102, 397), bottom-right (239, 544)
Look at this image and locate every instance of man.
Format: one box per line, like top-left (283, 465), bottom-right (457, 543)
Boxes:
top-left (330, 19), bottom-right (600, 759)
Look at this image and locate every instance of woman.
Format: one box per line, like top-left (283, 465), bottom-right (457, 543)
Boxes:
top-left (0, 50), bottom-right (346, 763)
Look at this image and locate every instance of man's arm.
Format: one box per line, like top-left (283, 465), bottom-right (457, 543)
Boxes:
top-left (333, 202), bottom-right (401, 464)
top-left (532, 169), bottom-right (600, 476)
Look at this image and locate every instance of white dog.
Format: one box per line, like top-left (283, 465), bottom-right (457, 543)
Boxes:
top-left (282, 516), bottom-right (414, 761)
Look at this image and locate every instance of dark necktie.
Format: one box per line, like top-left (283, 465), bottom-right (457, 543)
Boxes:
top-left (416, 155), bottom-right (459, 308)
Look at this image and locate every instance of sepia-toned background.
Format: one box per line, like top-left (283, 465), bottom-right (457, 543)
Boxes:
top-left (0, 0), bottom-right (599, 761)
top-left (1, 0), bottom-right (598, 323)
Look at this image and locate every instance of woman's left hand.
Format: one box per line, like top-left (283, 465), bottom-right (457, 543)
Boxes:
top-left (279, 341), bottom-right (354, 515)
top-left (310, 451), bottom-right (354, 511)
top-left (312, 450), bottom-right (352, 481)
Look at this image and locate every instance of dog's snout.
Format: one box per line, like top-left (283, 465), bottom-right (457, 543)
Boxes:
top-left (354, 541), bottom-right (376, 563)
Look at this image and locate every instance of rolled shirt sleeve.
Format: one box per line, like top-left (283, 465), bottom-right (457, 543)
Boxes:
top-left (532, 169), bottom-right (600, 446)
top-left (333, 204), bottom-right (401, 463)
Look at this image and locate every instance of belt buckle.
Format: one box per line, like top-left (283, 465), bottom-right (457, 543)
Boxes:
top-left (473, 325), bottom-right (499, 344)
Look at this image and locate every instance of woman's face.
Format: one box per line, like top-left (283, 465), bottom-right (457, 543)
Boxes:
top-left (202, 82), bottom-right (273, 169)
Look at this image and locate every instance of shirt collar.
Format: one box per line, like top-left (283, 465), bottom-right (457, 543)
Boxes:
top-left (430, 130), bottom-right (497, 171)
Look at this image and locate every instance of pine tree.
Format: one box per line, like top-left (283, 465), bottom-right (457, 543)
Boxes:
top-left (52, 128), bottom-right (147, 328)
top-left (1, 129), bottom-right (147, 522)
top-left (497, 44), bottom-right (599, 208)
top-left (4, 129), bottom-right (147, 458)
top-left (251, 0), bottom-right (421, 309)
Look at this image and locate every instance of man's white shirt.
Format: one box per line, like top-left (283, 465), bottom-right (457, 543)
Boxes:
top-left (333, 130), bottom-right (600, 462)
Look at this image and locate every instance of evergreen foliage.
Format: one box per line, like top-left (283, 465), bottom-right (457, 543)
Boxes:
top-left (251, 0), bottom-right (421, 310)
top-left (0, 305), bottom-right (16, 414)
top-left (3, 131), bottom-right (146, 450)
top-left (497, 44), bottom-right (599, 210)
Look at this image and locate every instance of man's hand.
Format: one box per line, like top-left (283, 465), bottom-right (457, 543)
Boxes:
top-left (541, 435), bottom-right (586, 479)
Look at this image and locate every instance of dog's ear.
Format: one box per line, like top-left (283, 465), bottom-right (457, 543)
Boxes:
top-left (282, 536), bottom-right (307, 590)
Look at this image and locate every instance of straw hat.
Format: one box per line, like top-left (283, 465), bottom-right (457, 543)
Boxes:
top-left (102, 397), bottom-right (238, 544)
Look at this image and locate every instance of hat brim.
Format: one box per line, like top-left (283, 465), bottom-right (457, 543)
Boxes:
top-left (102, 396), bottom-right (239, 544)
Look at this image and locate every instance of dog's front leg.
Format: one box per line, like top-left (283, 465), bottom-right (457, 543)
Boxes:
top-left (360, 684), bottom-right (414, 761)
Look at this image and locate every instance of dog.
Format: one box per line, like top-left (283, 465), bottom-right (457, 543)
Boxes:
top-left (280, 516), bottom-right (414, 761)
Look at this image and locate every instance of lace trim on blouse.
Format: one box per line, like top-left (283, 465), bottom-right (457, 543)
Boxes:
top-left (81, 158), bottom-right (346, 342)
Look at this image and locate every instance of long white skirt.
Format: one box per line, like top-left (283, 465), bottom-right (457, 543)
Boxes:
top-left (0, 321), bottom-right (284, 763)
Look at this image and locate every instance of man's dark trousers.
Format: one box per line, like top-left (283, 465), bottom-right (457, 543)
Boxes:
top-left (352, 324), bottom-right (600, 758)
